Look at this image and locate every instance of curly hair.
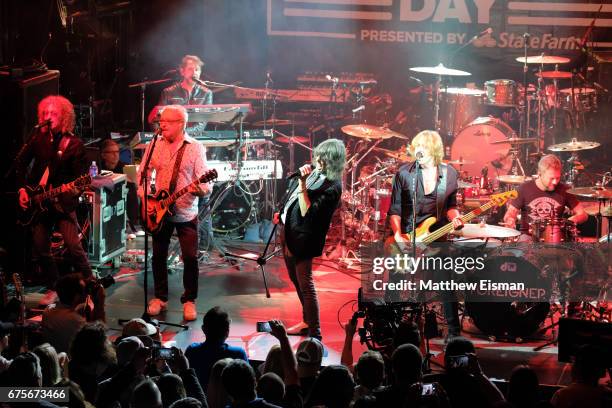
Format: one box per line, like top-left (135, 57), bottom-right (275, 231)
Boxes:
top-left (37, 95), bottom-right (76, 133)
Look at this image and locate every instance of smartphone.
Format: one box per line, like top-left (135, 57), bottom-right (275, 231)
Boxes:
top-left (256, 321), bottom-right (271, 332)
top-left (154, 347), bottom-right (175, 360)
top-left (421, 383), bottom-right (436, 396)
top-left (448, 354), bottom-right (469, 369)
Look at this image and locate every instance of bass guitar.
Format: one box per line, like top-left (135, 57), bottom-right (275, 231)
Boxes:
top-left (387, 190), bottom-right (518, 247)
top-left (142, 169), bottom-right (218, 233)
top-left (18, 174), bottom-right (92, 226)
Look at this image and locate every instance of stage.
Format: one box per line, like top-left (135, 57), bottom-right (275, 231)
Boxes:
top-left (23, 236), bottom-right (585, 388)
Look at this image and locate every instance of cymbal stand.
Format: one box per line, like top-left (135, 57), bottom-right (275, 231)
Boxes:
top-left (508, 146), bottom-right (527, 177)
top-left (521, 33), bottom-right (530, 138)
top-left (433, 74), bottom-right (442, 132)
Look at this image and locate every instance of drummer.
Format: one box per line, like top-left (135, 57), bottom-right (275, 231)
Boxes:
top-left (502, 154), bottom-right (587, 240)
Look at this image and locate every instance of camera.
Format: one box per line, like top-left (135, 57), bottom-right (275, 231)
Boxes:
top-left (256, 321), bottom-right (271, 333)
top-left (421, 383), bottom-right (436, 396)
top-left (448, 354), bottom-right (469, 369)
top-left (153, 346), bottom-right (176, 360)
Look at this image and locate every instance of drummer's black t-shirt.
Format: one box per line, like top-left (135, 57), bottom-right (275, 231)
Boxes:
top-left (510, 180), bottom-right (580, 233)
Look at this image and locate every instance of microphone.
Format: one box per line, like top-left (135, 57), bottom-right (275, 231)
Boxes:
top-left (523, 32), bottom-right (531, 39)
top-left (192, 76), bottom-right (207, 86)
top-left (415, 151), bottom-right (423, 161)
top-left (287, 164), bottom-right (315, 179)
top-left (409, 76), bottom-right (424, 85)
top-left (34, 119), bottom-right (52, 129)
top-left (475, 27), bottom-right (493, 38)
top-left (266, 71), bottom-right (273, 84)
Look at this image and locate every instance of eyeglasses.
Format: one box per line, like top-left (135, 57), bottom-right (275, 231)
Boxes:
top-left (102, 150), bottom-right (120, 154)
top-left (159, 119), bottom-right (184, 124)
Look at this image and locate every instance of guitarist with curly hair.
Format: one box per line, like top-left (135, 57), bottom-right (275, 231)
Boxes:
top-left (16, 95), bottom-right (93, 306)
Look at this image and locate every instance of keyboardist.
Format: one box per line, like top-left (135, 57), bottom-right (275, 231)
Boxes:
top-left (147, 54), bottom-right (213, 136)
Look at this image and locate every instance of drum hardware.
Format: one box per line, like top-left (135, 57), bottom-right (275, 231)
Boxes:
top-left (485, 79), bottom-right (519, 107)
top-left (446, 159), bottom-right (475, 166)
top-left (454, 223), bottom-right (521, 240)
top-left (489, 137), bottom-right (538, 145)
top-left (373, 147), bottom-right (413, 162)
top-left (409, 63), bottom-right (471, 134)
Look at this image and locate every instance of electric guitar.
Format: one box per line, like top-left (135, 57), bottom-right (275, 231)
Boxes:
top-left (387, 190), bottom-right (518, 248)
top-left (18, 174), bottom-right (92, 226)
top-left (142, 169), bottom-right (218, 233)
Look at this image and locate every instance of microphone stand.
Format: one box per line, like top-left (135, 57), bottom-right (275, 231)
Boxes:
top-left (118, 131), bottom-right (188, 330)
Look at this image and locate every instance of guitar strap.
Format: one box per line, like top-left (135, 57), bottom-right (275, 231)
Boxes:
top-left (435, 163), bottom-right (448, 221)
top-left (38, 136), bottom-right (71, 187)
top-left (168, 142), bottom-right (188, 210)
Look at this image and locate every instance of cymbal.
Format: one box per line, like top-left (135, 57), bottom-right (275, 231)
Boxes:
top-left (536, 71), bottom-right (572, 79)
top-left (274, 135), bottom-right (310, 144)
top-left (490, 137), bottom-right (538, 145)
top-left (567, 186), bottom-right (612, 200)
top-left (373, 147), bottom-right (413, 162)
top-left (583, 204), bottom-right (612, 217)
top-left (547, 138), bottom-right (600, 152)
top-left (341, 124), bottom-right (405, 140)
top-left (515, 55), bottom-right (571, 64)
top-left (409, 63), bottom-right (471, 77)
top-left (559, 87), bottom-right (596, 95)
top-left (497, 175), bottom-right (532, 184)
top-left (252, 118), bottom-right (307, 127)
top-left (459, 223), bottom-right (521, 239)
top-left (458, 180), bottom-right (478, 189)
top-left (445, 159), bottom-right (475, 166)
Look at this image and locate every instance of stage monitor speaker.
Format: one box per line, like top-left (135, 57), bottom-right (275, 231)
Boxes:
top-left (558, 318), bottom-right (612, 365)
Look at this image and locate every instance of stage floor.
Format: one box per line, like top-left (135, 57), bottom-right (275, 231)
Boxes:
top-left (26, 237), bottom-right (583, 386)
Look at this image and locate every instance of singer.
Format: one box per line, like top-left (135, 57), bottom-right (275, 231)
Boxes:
top-left (273, 139), bottom-right (346, 340)
top-left (15, 95), bottom-right (93, 306)
top-left (387, 130), bottom-right (463, 339)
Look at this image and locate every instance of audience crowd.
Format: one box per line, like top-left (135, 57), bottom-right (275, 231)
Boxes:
top-left (0, 298), bottom-right (610, 408)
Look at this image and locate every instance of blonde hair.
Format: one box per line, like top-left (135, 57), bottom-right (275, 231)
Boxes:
top-left (37, 95), bottom-right (75, 133)
top-left (181, 54), bottom-right (204, 68)
top-left (538, 154), bottom-right (562, 174)
top-left (410, 130), bottom-right (444, 165)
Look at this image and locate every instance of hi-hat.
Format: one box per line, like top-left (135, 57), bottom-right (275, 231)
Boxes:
top-left (548, 138), bottom-right (600, 152)
top-left (342, 124), bottom-right (406, 140)
top-left (568, 186), bottom-right (612, 200)
top-left (458, 223), bottom-right (521, 239)
top-left (410, 63), bottom-right (471, 76)
top-left (497, 175), bottom-right (532, 184)
top-left (458, 180), bottom-right (478, 189)
top-left (490, 137), bottom-right (538, 145)
top-left (536, 71), bottom-right (572, 79)
top-left (515, 55), bottom-right (570, 64)
top-left (275, 135), bottom-right (310, 144)
top-left (445, 159), bottom-right (475, 166)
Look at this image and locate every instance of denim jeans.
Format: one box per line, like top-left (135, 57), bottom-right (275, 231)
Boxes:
top-left (152, 217), bottom-right (199, 303)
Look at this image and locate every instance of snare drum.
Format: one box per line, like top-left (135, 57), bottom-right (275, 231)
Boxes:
top-left (530, 218), bottom-right (577, 243)
top-left (485, 79), bottom-right (518, 107)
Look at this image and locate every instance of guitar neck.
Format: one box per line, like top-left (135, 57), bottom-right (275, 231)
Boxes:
top-left (162, 179), bottom-right (200, 208)
top-left (423, 200), bottom-right (497, 244)
top-left (33, 182), bottom-right (71, 204)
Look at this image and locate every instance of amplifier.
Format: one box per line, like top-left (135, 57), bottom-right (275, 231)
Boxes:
top-left (82, 173), bottom-right (128, 266)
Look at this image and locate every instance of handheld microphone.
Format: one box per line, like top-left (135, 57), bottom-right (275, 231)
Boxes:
top-left (287, 164), bottom-right (315, 179)
top-left (34, 119), bottom-right (52, 129)
top-left (415, 151), bottom-right (423, 160)
top-left (266, 71), bottom-right (273, 84)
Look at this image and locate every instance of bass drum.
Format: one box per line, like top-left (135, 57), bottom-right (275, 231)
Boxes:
top-left (465, 247), bottom-right (552, 338)
top-left (451, 116), bottom-right (515, 178)
top-left (211, 182), bottom-right (254, 234)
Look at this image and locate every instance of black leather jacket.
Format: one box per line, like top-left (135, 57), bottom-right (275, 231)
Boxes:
top-left (158, 83), bottom-right (213, 135)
